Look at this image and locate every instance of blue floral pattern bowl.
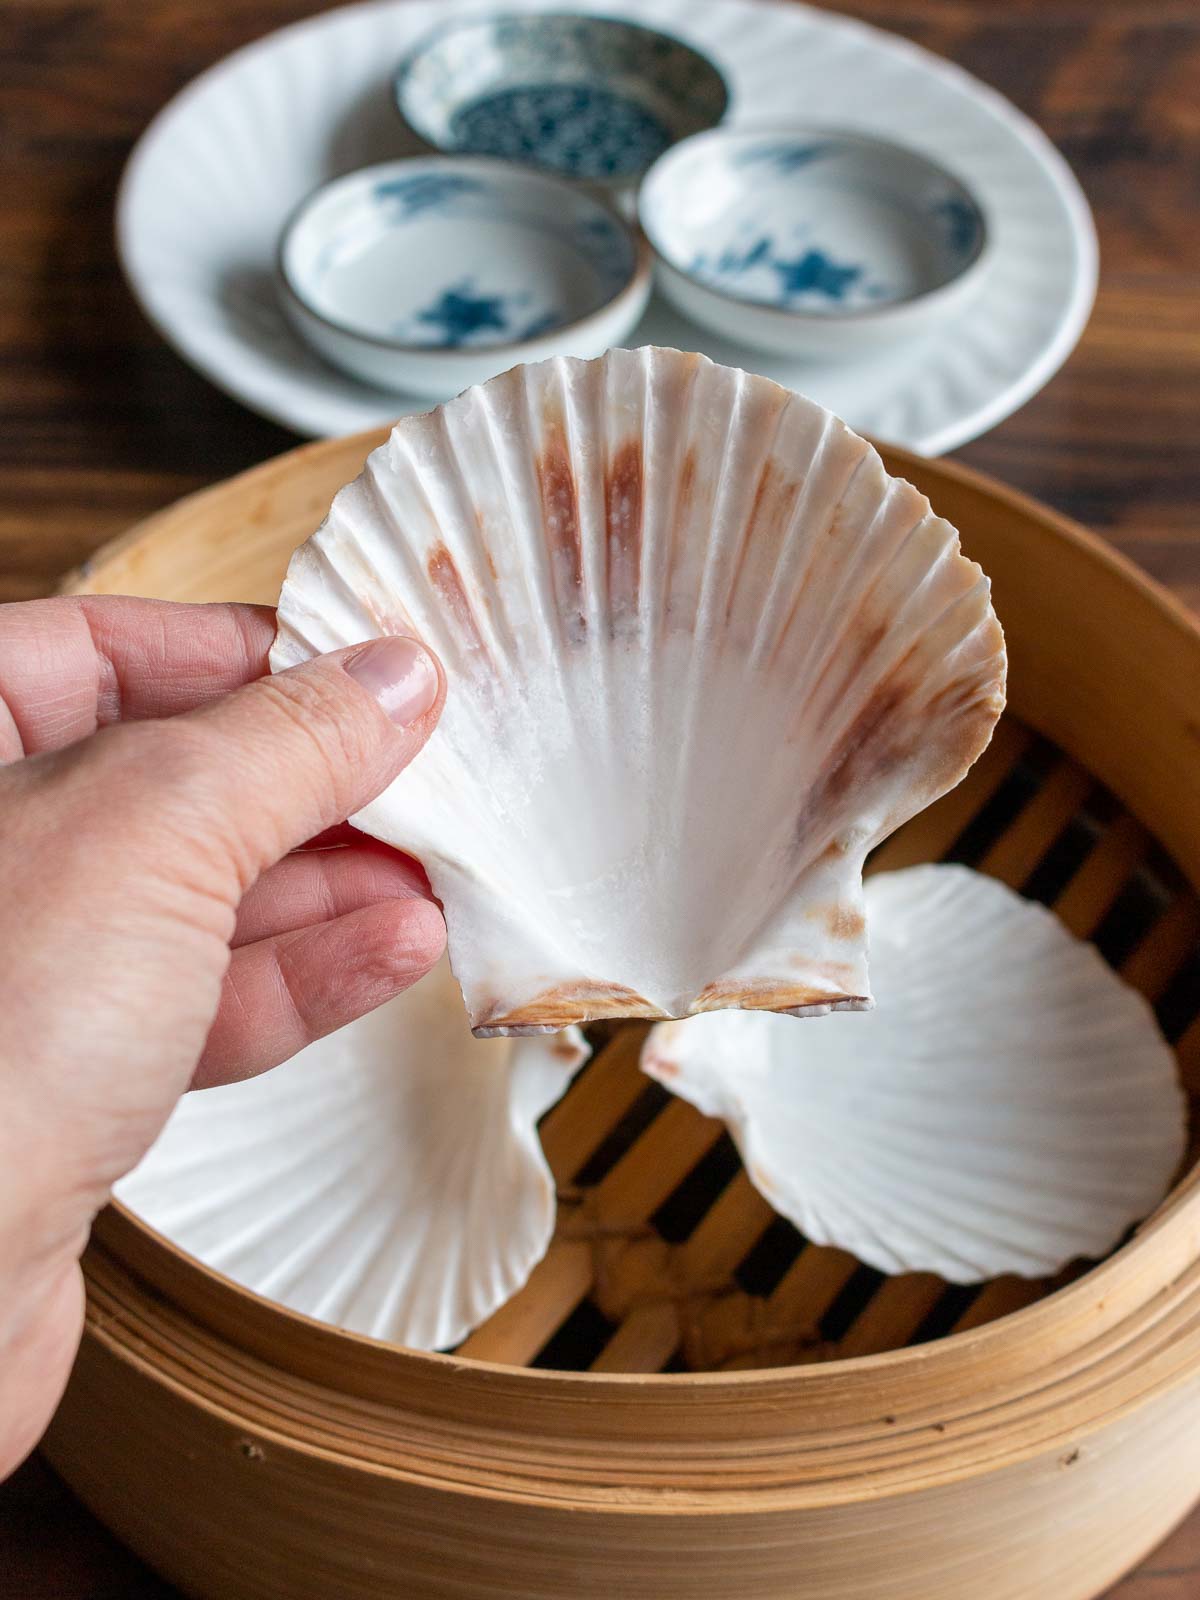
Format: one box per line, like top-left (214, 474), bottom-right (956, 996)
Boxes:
top-left (277, 156), bottom-right (651, 397)
top-left (639, 126), bottom-right (991, 360)
top-left (394, 13), bottom-right (729, 188)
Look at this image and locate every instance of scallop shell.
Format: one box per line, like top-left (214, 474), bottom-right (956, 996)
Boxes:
top-left (273, 348), bottom-right (1006, 1035)
top-left (116, 960), bottom-right (588, 1349)
top-left (642, 864), bottom-right (1187, 1282)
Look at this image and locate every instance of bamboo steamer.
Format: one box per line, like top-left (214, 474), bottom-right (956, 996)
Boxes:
top-left (46, 429), bottom-right (1200, 1600)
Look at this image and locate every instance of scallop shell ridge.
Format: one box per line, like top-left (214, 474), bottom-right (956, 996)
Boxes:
top-left (117, 960), bottom-right (588, 1350)
top-left (643, 865), bottom-right (1186, 1283)
top-left (274, 348), bottom-right (1006, 1035)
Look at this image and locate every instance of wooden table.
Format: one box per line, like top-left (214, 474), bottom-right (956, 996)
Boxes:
top-left (1, 0), bottom-right (1198, 1594)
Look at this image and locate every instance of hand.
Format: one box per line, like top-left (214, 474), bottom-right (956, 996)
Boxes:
top-left (0, 595), bottom-right (446, 1477)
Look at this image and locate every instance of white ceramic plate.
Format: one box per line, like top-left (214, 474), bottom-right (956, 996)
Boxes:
top-left (117, 0), bottom-right (1097, 452)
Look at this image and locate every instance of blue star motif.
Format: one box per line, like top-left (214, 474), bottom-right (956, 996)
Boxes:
top-left (772, 249), bottom-right (863, 301)
top-left (933, 196), bottom-right (981, 258)
top-left (415, 282), bottom-right (508, 345)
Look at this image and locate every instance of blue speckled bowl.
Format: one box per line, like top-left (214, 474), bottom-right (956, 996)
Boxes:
top-left (640, 125), bottom-right (991, 360)
top-left (277, 157), bottom-right (651, 396)
top-left (394, 12), bottom-right (729, 189)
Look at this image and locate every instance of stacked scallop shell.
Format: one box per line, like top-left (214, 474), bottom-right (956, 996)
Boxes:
top-left (643, 864), bottom-right (1185, 1282)
top-left (118, 958), bottom-right (587, 1351)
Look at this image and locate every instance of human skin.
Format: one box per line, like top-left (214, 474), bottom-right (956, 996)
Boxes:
top-left (0, 595), bottom-right (447, 1478)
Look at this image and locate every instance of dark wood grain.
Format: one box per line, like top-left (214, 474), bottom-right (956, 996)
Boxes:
top-left (0, 1), bottom-right (1198, 1595)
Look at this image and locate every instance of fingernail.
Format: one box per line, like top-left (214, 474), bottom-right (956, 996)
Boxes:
top-left (344, 637), bottom-right (439, 726)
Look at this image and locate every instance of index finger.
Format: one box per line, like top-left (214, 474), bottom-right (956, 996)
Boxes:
top-left (0, 596), bottom-right (277, 758)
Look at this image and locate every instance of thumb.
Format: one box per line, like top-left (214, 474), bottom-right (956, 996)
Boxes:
top-left (161, 634), bottom-right (444, 888)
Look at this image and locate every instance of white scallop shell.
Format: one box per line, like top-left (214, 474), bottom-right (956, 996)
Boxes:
top-left (642, 864), bottom-right (1186, 1281)
top-left (274, 348), bottom-right (1005, 1035)
top-left (116, 960), bottom-right (588, 1349)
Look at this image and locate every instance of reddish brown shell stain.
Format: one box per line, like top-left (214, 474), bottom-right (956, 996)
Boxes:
top-left (476, 968), bottom-right (873, 1032)
top-left (606, 437), bottom-right (644, 614)
top-left (693, 974), bottom-right (864, 1013)
top-left (662, 445), bottom-right (699, 625)
top-left (795, 670), bottom-right (975, 865)
top-left (794, 607), bottom-right (891, 713)
top-left (729, 458), bottom-right (803, 625)
top-left (820, 675), bottom-right (912, 809)
top-left (851, 617), bottom-right (891, 677)
top-left (676, 448), bottom-right (697, 526)
top-left (657, 348), bottom-right (704, 600)
top-left (826, 615), bottom-right (996, 812)
top-left (823, 905), bottom-right (866, 941)
top-left (766, 457), bottom-right (874, 669)
top-left (475, 507), bottom-right (499, 582)
top-left (925, 666), bottom-right (1001, 722)
top-left (427, 544), bottom-right (488, 659)
top-left (824, 482), bottom-right (871, 542)
top-left (535, 415), bottom-right (584, 623)
top-left (476, 981), bottom-right (664, 1032)
top-left (794, 602), bottom-right (1002, 860)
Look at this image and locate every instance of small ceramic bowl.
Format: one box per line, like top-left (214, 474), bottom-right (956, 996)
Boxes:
top-left (639, 126), bottom-right (990, 360)
top-left (393, 12), bottom-right (729, 190)
top-left (277, 157), bottom-right (651, 396)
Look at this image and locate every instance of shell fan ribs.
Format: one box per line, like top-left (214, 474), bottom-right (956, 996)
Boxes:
top-left (273, 348), bottom-right (1006, 1035)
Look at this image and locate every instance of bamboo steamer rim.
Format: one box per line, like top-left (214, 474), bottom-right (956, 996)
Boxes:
top-left (66, 426), bottom-right (1200, 1509)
